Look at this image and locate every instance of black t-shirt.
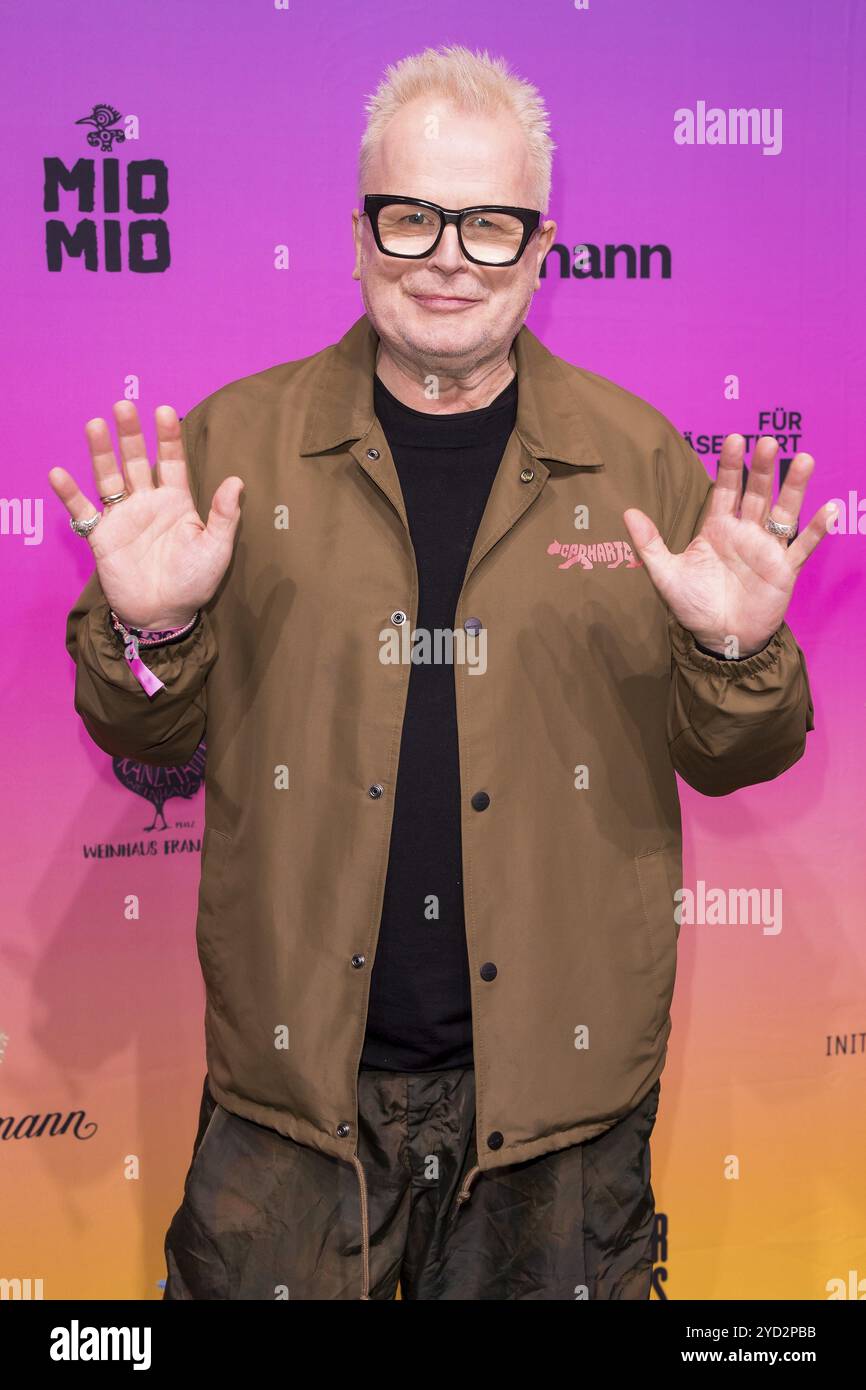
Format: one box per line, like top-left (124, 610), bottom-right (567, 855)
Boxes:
top-left (359, 370), bottom-right (518, 1072)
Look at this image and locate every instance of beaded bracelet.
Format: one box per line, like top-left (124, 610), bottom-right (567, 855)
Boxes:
top-left (108, 608), bottom-right (201, 697)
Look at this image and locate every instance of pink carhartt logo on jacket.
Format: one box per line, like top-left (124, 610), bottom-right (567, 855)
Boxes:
top-left (547, 539), bottom-right (644, 570)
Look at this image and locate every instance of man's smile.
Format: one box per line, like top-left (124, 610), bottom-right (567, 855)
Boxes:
top-left (409, 291), bottom-right (483, 311)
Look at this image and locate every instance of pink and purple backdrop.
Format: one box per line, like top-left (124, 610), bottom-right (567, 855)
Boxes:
top-left (1, 0), bottom-right (864, 1299)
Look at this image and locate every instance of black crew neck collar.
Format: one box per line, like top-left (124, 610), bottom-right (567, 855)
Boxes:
top-left (373, 371), bottom-right (517, 448)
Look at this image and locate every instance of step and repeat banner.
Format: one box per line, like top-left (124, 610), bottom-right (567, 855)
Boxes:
top-left (1, 0), bottom-right (863, 1300)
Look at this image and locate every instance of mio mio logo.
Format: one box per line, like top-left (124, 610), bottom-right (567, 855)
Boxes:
top-left (547, 539), bottom-right (643, 571)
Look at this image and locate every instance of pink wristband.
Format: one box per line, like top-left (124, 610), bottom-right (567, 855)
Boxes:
top-left (123, 638), bottom-right (166, 697)
top-left (108, 609), bottom-right (200, 698)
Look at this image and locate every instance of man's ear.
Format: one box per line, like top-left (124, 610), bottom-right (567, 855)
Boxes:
top-left (351, 209), bottom-right (362, 281)
top-left (533, 218), bottom-right (557, 290)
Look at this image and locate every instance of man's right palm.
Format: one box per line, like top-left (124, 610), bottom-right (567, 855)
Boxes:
top-left (49, 401), bottom-right (244, 630)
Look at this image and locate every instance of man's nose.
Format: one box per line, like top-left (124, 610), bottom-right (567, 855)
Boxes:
top-left (427, 221), bottom-right (466, 270)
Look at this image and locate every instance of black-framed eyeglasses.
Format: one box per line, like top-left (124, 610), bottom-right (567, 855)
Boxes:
top-left (362, 194), bottom-right (541, 267)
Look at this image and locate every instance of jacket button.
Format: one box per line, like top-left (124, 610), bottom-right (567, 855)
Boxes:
top-left (480, 962), bottom-right (497, 981)
top-left (487, 1131), bottom-right (504, 1150)
top-left (367, 448), bottom-right (380, 460)
top-left (519, 467), bottom-right (535, 483)
top-left (368, 783), bottom-right (384, 798)
top-left (471, 790), bottom-right (490, 811)
top-left (464, 617), bottom-right (482, 635)
top-left (351, 954), bottom-right (366, 969)
top-left (390, 610), bottom-right (407, 625)
top-left (336, 1123), bottom-right (352, 1138)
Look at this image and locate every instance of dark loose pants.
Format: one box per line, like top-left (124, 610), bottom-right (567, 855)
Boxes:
top-left (164, 1068), bottom-right (661, 1301)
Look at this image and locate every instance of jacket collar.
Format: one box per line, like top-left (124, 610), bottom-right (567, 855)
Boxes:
top-left (299, 312), bottom-right (605, 470)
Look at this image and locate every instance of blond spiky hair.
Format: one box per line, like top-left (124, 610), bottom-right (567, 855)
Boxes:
top-left (358, 43), bottom-right (556, 213)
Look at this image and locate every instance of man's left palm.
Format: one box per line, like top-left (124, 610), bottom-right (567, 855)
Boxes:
top-left (623, 434), bottom-right (834, 658)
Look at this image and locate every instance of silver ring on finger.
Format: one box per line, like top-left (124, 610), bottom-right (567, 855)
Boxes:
top-left (764, 515), bottom-right (798, 543)
top-left (70, 512), bottom-right (101, 538)
top-left (100, 490), bottom-right (128, 505)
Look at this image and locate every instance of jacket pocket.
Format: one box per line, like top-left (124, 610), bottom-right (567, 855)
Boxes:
top-left (198, 825), bottom-right (232, 912)
top-left (633, 846), bottom-right (680, 1026)
top-left (196, 826), bottom-right (233, 1011)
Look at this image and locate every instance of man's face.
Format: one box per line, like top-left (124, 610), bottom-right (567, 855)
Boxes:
top-left (352, 98), bottom-right (557, 374)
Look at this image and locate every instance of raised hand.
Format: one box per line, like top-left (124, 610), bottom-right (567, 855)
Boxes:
top-left (49, 402), bottom-right (244, 630)
top-left (623, 434), bottom-right (834, 658)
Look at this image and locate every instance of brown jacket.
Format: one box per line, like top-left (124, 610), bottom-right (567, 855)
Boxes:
top-left (66, 312), bottom-right (814, 1296)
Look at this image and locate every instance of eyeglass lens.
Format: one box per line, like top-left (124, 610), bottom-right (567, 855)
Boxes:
top-left (376, 203), bottom-right (526, 263)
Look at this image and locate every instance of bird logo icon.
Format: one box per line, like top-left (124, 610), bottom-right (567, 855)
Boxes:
top-left (74, 104), bottom-right (126, 151)
top-left (112, 741), bottom-right (207, 831)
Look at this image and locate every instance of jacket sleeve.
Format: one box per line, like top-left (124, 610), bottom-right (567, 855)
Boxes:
top-left (64, 405), bottom-right (219, 766)
top-left (659, 429), bottom-right (815, 797)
